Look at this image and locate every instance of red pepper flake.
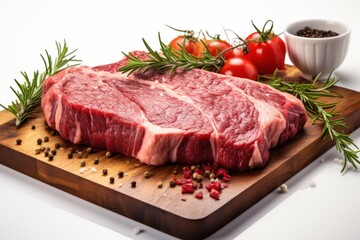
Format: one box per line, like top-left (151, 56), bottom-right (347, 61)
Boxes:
top-left (173, 177), bottom-right (186, 185)
top-left (182, 166), bottom-right (192, 179)
top-left (181, 181), bottom-right (195, 194)
top-left (210, 188), bottom-right (220, 200)
top-left (216, 168), bottom-right (232, 182)
top-left (206, 181), bottom-right (222, 192)
top-left (195, 191), bottom-right (203, 200)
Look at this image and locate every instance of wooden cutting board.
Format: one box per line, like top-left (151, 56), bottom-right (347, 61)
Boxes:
top-left (1, 66), bottom-right (360, 239)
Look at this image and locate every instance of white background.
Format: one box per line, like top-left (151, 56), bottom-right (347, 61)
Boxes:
top-left (0, 0), bottom-right (360, 239)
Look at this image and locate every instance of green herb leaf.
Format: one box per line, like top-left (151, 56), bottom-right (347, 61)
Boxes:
top-left (0, 40), bottom-right (81, 126)
top-left (118, 33), bottom-right (223, 75)
top-left (262, 71), bottom-right (360, 172)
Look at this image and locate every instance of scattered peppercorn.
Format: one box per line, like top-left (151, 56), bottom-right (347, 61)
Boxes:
top-left (44, 151), bottom-right (49, 157)
top-left (37, 138), bottom-right (43, 145)
top-left (157, 182), bottom-right (163, 188)
top-left (102, 169), bottom-right (108, 176)
top-left (144, 171), bottom-right (151, 178)
top-left (77, 151), bottom-right (83, 158)
top-left (48, 154), bottom-right (54, 161)
top-left (94, 158), bottom-right (100, 164)
top-left (40, 146), bottom-right (45, 152)
top-left (69, 148), bottom-right (76, 153)
top-left (67, 152), bottom-right (73, 159)
top-left (51, 149), bottom-right (57, 155)
top-left (170, 180), bottom-right (176, 188)
top-left (54, 142), bottom-right (61, 149)
top-left (131, 181), bottom-right (137, 188)
top-left (50, 130), bottom-right (58, 136)
top-left (35, 149), bottom-right (41, 154)
top-left (16, 139), bottom-right (22, 145)
top-left (45, 147), bottom-right (50, 152)
top-left (296, 26), bottom-right (339, 38)
top-left (105, 151), bottom-right (112, 158)
top-left (31, 125), bottom-right (36, 130)
top-left (86, 147), bottom-right (93, 154)
top-left (109, 177), bottom-right (115, 184)
top-left (80, 160), bottom-right (86, 167)
top-left (117, 171), bottom-right (124, 178)
top-left (43, 136), bottom-right (49, 142)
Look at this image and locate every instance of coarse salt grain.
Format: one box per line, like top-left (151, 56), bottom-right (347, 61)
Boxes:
top-left (118, 183), bottom-right (123, 188)
top-left (279, 184), bottom-right (288, 193)
top-left (308, 180), bottom-right (316, 188)
top-left (334, 157), bottom-right (345, 165)
top-left (150, 85), bottom-right (155, 90)
top-left (90, 167), bottom-right (97, 172)
top-left (132, 226), bottom-right (142, 235)
top-left (162, 77), bottom-right (167, 82)
top-left (80, 167), bottom-right (87, 174)
top-left (159, 92), bottom-right (164, 97)
top-left (154, 80), bottom-right (159, 84)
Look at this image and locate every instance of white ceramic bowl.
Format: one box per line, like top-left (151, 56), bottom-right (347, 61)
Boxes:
top-left (284, 19), bottom-right (351, 80)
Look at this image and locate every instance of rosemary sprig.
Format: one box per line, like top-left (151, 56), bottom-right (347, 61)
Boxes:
top-left (0, 40), bottom-right (81, 126)
top-left (262, 71), bottom-right (360, 172)
top-left (119, 33), bottom-right (223, 75)
top-left (119, 33), bottom-right (359, 172)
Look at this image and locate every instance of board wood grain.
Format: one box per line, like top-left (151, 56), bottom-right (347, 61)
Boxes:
top-left (1, 66), bottom-right (360, 239)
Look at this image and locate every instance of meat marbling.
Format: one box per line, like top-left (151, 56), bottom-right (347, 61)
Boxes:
top-left (41, 52), bottom-right (307, 171)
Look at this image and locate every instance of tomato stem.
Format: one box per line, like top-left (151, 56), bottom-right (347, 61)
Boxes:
top-left (251, 20), bottom-right (275, 42)
top-left (166, 25), bottom-right (196, 39)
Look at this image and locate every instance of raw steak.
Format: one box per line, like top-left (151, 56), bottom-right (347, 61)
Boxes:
top-left (42, 52), bottom-right (307, 171)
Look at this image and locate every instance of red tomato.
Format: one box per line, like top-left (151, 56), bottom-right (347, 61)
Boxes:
top-left (219, 57), bottom-right (258, 81)
top-left (198, 39), bottom-right (233, 58)
top-left (241, 20), bottom-right (286, 74)
top-left (169, 36), bottom-right (199, 56)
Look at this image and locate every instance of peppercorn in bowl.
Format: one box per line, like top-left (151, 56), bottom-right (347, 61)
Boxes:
top-left (284, 19), bottom-right (351, 80)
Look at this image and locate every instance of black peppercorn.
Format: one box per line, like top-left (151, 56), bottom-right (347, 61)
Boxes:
top-left (16, 139), bottom-right (22, 145)
top-left (67, 152), bottom-right (73, 159)
top-left (80, 160), bottom-right (86, 167)
top-left (37, 138), bottom-right (43, 145)
top-left (94, 158), bottom-right (100, 164)
top-left (51, 149), bottom-right (57, 155)
top-left (118, 171), bottom-right (124, 178)
top-left (54, 142), bottom-right (61, 149)
top-left (109, 177), bottom-right (115, 184)
top-left (31, 125), bottom-right (36, 130)
top-left (48, 154), bottom-right (54, 161)
top-left (43, 136), bottom-right (49, 142)
top-left (44, 151), bottom-right (49, 157)
top-left (170, 180), bottom-right (176, 188)
top-left (35, 149), bottom-right (41, 154)
top-left (51, 130), bottom-right (58, 136)
top-left (102, 169), bottom-right (108, 176)
top-left (131, 181), bottom-right (137, 188)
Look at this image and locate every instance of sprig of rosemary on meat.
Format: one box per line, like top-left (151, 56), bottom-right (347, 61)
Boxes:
top-left (119, 33), bottom-right (224, 75)
top-left (121, 35), bottom-right (359, 172)
top-left (0, 40), bottom-right (81, 126)
top-left (262, 71), bottom-right (359, 172)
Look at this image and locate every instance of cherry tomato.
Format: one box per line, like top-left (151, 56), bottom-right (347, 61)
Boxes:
top-left (198, 39), bottom-right (233, 58)
top-left (241, 20), bottom-right (286, 74)
top-left (219, 57), bottom-right (258, 81)
top-left (169, 36), bottom-right (200, 56)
